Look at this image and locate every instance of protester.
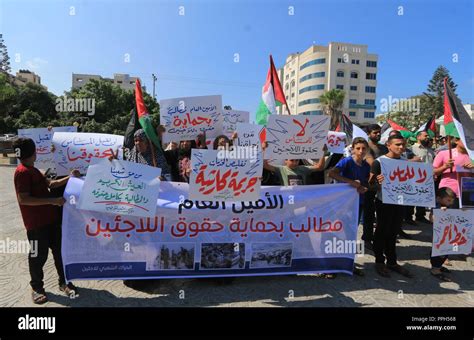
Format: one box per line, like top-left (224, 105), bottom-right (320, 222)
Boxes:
top-left (433, 137), bottom-right (474, 206)
top-left (328, 137), bottom-right (371, 276)
top-left (428, 187), bottom-right (456, 282)
top-left (127, 129), bottom-right (172, 181)
top-left (13, 137), bottom-right (80, 304)
top-left (369, 134), bottom-right (414, 278)
top-left (362, 124), bottom-right (388, 251)
top-left (410, 131), bottom-right (436, 225)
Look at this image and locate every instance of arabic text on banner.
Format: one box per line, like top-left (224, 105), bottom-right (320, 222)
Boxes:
top-left (380, 157), bottom-right (436, 207)
top-left (235, 123), bottom-right (263, 151)
top-left (326, 131), bottom-right (347, 154)
top-left (77, 159), bottom-right (162, 217)
top-left (17, 126), bottom-right (77, 170)
top-left (160, 95), bottom-right (223, 143)
top-left (432, 209), bottom-right (473, 257)
top-left (188, 149), bottom-right (262, 201)
top-left (264, 115), bottom-right (330, 160)
top-left (52, 132), bottom-right (124, 176)
top-left (222, 109), bottom-right (249, 137)
top-left (62, 179), bottom-right (359, 281)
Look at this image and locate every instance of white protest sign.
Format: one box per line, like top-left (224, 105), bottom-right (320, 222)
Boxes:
top-left (52, 132), bottom-right (124, 176)
top-left (223, 109), bottom-right (249, 137)
top-left (17, 126), bottom-right (77, 170)
top-left (264, 115), bottom-right (330, 160)
top-left (432, 209), bottom-right (473, 257)
top-left (326, 131), bottom-right (347, 154)
top-left (160, 95), bottom-right (223, 143)
top-left (456, 166), bottom-right (474, 208)
top-left (77, 159), bottom-right (161, 217)
top-left (189, 148), bottom-right (262, 201)
top-left (379, 157), bottom-right (435, 207)
top-left (236, 123), bottom-right (263, 151)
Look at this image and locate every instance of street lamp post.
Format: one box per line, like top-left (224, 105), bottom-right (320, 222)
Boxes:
top-left (152, 73), bottom-right (157, 99)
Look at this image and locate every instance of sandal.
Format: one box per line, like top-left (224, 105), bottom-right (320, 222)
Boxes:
top-left (431, 270), bottom-right (452, 282)
top-left (387, 264), bottom-right (414, 278)
top-left (59, 283), bottom-right (79, 297)
top-left (443, 259), bottom-right (453, 266)
top-left (32, 290), bottom-right (48, 304)
top-left (375, 263), bottom-right (391, 278)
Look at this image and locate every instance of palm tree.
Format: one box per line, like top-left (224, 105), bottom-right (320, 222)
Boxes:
top-left (319, 89), bottom-right (345, 130)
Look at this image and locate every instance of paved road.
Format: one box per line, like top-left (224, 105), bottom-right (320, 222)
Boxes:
top-left (1, 165), bottom-right (473, 307)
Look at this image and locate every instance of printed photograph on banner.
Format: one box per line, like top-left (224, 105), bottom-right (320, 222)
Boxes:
top-left (250, 243), bottom-right (293, 269)
top-left (432, 209), bottom-right (474, 257)
top-left (52, 132), bottom-right (124, 176)
top-left (189, 149), bottom-right (262, 201)
top-left (200, 243), bottom-right (245, 270)
top-left (326, 131), bottom-right (347, 154)
top-left (456, 166), bottom-right (474, 208)
top-left (77, 158), bottom-right (161, 217)
top-left (160, 95), bottom-right (223, 143)
top-left (380, 157), bottom-right (435, 208)
top-left (146, 243), bottom-right (195, 271)
top-left (17, 126), bottom-right (77, 171)
top-left (264, 115), bottom-right (330, 160)
top-left (235, 123), bottom-right (263, 151)
top-left (222, 109), bottom-right (249, 137)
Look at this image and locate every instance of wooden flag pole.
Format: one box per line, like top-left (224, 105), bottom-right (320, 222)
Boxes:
top-left (447, 135), bottom-right (453, 173)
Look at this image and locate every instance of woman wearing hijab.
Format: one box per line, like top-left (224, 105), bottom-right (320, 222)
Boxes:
top-left (127, 129), bottom-right (172, 181)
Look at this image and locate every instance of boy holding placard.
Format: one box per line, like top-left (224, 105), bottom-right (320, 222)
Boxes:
top-left (368, 135), bottom-right (414, 279)
top-left (12, 137), bottom-right (80, 304)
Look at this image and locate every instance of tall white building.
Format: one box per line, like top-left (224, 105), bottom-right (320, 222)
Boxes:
top-left (72, 73), bottom-right (140, 91)
top-left (277, 42), bottom-right (378, 126)
top-left (463, 104), bottom-right (474, 120)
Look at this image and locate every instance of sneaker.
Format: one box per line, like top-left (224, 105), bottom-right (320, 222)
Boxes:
top-left (59, 283), bottom-right (79, 297)
top-left (416, 217), bottom-right (432, 224)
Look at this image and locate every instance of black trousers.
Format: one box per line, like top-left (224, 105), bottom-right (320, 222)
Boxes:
top-left (26, 223), bottom-right (66, 292)
top-left (362, 191), bottom-right (376, 242)
top-left (374, 199), bottom-right (404, 265)
top-left (404, 206), bottom-right (426, 220)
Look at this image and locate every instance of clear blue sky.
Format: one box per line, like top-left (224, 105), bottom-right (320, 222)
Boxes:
top-left (2, 0), bottom-right (473, 121)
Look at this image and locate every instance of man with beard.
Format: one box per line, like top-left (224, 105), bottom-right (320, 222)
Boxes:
top-left (410, 131), bottom-right (435, 224)
top-left (362, 124), bottom-right (388, 251)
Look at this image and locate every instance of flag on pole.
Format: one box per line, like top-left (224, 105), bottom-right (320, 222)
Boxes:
top-left (255, 55), bottom-right (289, 126)
top-left (380, 120), bottom-right (412, 143)
top-left (415, 116), bottom-right (437, 138)
top-left (134, 78), bottom-right (163, 152)
top-left (335, 113), bottom-right (368, 142)
top-left (124, 108), bottom-right (139, 150)
top-left (443, 78), bottom-right (474, 159)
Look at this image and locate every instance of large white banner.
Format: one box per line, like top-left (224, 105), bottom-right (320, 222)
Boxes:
top-left (52, 132), bottom-right (124, 176)
top-left (222, 109), bottom-right (249, 137)
top-left (17, 126), bottom-right (77, 171)
top-left (432, 209), bottom-right (473, 257)
top-left (160, 95), bottom-right (223, 143)
top-left (264, 115), bottom-right (330, 160)
top-left (189, 149), bottom-right (262, 201)
top-left (62, 179), bottom-right (359, 281)
top-left (380, 157), bottom-right (435, 207)
top-left (77, 159), bottom-right (162, 217)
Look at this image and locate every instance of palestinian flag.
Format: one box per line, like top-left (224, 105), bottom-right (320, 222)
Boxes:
top-left (415, 116), bottom-right (436, 138)
top-left (380, 119), bottom-right (412, 143)
top-left (255, 55), bottom-right (288, 126)
top-left (335, 113), bottom-right (368, 142)
top-left (134, 78), bottom-right (163, 152)
top-left (444, 78), bottom-right (474, 159)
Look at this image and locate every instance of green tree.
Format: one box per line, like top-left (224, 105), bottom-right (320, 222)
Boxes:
top-left (319, 89), bottom-right (345, 130)
top-left (0, 34), bottom-right (11, 74)
top-left (423, 65), bottom-right (457, 119)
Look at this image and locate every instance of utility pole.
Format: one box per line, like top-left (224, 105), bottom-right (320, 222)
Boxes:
top-left (152, 73), bottom-right (157, 99)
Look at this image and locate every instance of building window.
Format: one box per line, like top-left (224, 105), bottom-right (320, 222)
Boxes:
top-left (351, 59), bottom-right (360, 65)
top-left (367, 60), bottom-right (377, 67)
top-left (285, 84), bottom-right (289, 90)
top-left (336, 85), bottom-right (344, 90)
top-left (350, 72), bottom-right (358, 79)
top-left (364, 111), bottom-right (375, 118)
top-left (291, 70), bottom-right (295, 76)
top-left (365, 86), bottom-right (376, 93)
top-left (292, 93), bottom-right (295, 98)
top-left (349, 99), bottom-right (357, 105)
top-left (286, 74), bottom-right (289, 80)
top-left (337, 58), bottom-right (345, 63)
top-left (286, 96), bottom-right (289, 100)
top-left (366, 73), bottom-right (376, 80)
top-left (299, 84), bottom-right (325, 94)
top-left (349, 111), bottom-right (356, 117)
top-left (300, 58), bottom-right (326, 70)
top-left (365, 99), bottom-right (375, 105)
top-left (350, 85), bottom-right (357, 91)
top-left (301, 110), bottom-right (323, 115)
top-left (299, 72), bottom-right (325, 82)
top-left (337, 70), bottom-right (344, 77)
top-left (298, 98), bottom-right (321, 106)
top-left (291, 80), bottom-right (295, 88)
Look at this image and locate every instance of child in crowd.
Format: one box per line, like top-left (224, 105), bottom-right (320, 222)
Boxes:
top-left (13, 137), bottom-right (80, 304)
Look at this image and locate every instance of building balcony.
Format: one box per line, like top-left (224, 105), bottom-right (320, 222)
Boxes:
top-left (349, 104), bottom-right (376, 110)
